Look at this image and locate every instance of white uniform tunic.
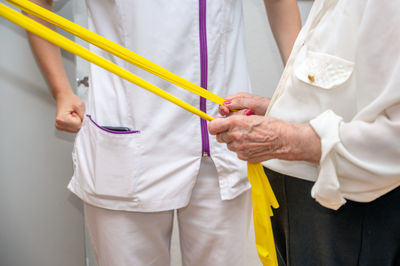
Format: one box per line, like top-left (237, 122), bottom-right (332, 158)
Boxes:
top-left (68, 0), bottom-right (251, 212)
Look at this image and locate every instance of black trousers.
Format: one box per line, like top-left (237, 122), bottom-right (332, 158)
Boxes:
top-left (265, 168), bottom-right (400, 266)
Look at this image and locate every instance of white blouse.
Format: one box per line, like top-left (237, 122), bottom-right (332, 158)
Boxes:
top-left (264, 0), bottom-right (400, 210)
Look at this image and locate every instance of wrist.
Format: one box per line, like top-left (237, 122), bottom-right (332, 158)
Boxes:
top-left (54, 87), bottom-right (75, 102)
top-left (298, 123), bottom-right (321, 164)
top-left (281, 122), bottom-right (321, 164)
top-left (253, 96), bottom-right (270, 116)
top-left (263, 97), bottom-right (271, 112)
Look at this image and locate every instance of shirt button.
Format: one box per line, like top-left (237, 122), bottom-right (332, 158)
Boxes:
top-left (308, 74), bottom-right (315, 82)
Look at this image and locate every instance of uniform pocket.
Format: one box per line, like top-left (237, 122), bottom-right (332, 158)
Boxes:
top-left (295, 50), bottom-right (354, 90)
top-left (76, 115), bottom-right (141, 200)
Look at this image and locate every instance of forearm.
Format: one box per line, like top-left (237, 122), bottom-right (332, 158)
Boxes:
top-left (288, 123), bottom-right (321, 164)
top-left (264, 0), bottom-right (301, 65)
top-left (25, 0), bottom-right (73, 100)
top-left (209, 115), bottom-right (321, 164)
top-left (247, 119), bottom-right (321, 164)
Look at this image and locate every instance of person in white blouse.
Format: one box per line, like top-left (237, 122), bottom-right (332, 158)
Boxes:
top-left (210, 0), bottom-right (400, 265)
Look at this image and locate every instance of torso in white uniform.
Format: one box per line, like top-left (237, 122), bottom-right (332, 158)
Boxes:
top-left (68, 0), bottom-right (252, 211)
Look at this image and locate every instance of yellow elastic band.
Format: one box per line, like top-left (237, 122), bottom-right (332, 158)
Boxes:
top-left (0, 3), bottom-right (279, 265)
top-left (0, 3), bottom-right (214, 122)
top-left (248, 163), bottom-right (279, 266)
top-left (6, 0), bottom-right (226, 106)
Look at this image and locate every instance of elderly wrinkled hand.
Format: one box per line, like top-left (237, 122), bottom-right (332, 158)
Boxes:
top-left (219, 92), bottom-right (271, 117)
top-left (208, 115), bottom-right (321, 164)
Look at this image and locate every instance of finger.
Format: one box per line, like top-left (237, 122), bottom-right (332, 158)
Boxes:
top-left (225, 99), bottom-right (250, 112)
top-left (237, 152), bottom-right (249, 162)
top-left (216, 131), bottom-right (234, 144)
top-left (55, 121), bottom-right (80, 133)
top-left (73, 101), bottom-right (86, 121)
top-left (208, 117), bottom-right (232, 135)
top-left (237, 152), bottom-right (269, 163)
top-left (224, 92), bottom-right (249, 101)
top-left (219, 105), bottom-right (230, 116)
top-left (245, 109), bottom-right (254, 116)
top-left (227, 141), bottom-right (238, 152)
top-left (55, 113), bottom-right (82, 133)
top-left (244, 147), bottom-right (276, 163)
top-left (216, 132), bottom-right (224, 143)
top-left (226, 109), bottom-right (249, 117)
top-left (247, 156), bottom-right (272, 164)
top-left (55, 121), bottom-right (79, 133)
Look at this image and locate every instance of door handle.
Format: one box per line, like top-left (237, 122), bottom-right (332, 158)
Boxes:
top-left (77, 76), bottom-right (89, 87)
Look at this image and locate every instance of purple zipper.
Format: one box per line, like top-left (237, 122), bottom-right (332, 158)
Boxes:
top-left (199, 0), bottom-right (210, 157)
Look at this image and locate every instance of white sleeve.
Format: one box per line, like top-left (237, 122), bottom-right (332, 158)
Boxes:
top-left (308, 1), bottom-right (400, 210)
top-left (310, 107), bottom-right (400, 210)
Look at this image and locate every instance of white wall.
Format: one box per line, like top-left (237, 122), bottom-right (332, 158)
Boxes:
top-left (0, 1), bottom-right (85, 266)
top-left (244, 0), bottom-right (313, 97)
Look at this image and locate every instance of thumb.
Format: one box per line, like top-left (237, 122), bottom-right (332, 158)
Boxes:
top-left (208, 116), bottom-right (231, 135)
top-left (73, 101), bottom-right (86, 121)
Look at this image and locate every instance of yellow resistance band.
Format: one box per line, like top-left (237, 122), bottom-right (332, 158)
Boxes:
top-left (7, 0), bottom-right (226, 106)
top-left (1, 2), bottom-right (278, 265)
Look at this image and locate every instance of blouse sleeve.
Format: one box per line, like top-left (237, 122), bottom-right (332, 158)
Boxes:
top-left (308, 0), bottom-right (400, 210)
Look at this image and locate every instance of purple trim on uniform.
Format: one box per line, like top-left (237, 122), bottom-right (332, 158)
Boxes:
top-left (86, 115), bottom-right (140, 134)
top-left (199, 0), bottom-right (210, 156)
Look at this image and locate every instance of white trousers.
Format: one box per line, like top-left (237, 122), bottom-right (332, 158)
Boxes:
top-left (84, 158), bottom-right (252, 266)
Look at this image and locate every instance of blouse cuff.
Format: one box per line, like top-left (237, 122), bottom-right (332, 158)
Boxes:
top-left (309, 110), bottom-right (346, 210)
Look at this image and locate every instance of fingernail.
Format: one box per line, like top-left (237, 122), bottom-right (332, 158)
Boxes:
top-left (221, 109), bottom-right (227, 115)
top-left (246, 110), bottom-right (253, 116)
top-left (215, 116), bottom-right (224, 119)
top-left (224, 100), bottom-right (232, 105)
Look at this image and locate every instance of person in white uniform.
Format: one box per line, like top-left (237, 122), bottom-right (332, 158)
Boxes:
top-left (210, 1), bottom-right (400, 265)
top-left (25, 0), bottom-right (301, 265)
